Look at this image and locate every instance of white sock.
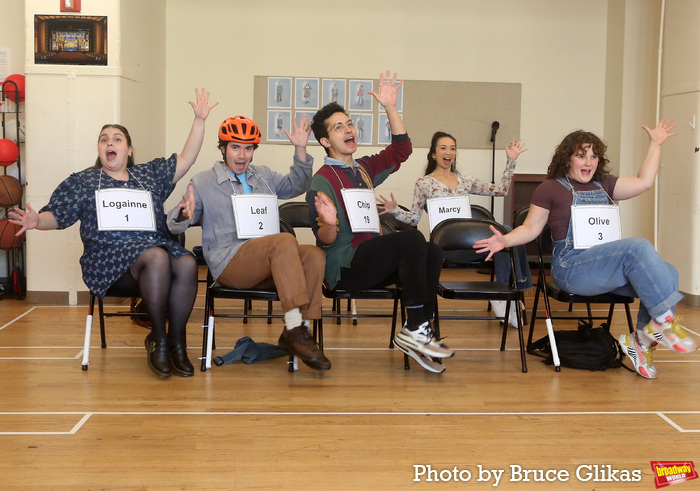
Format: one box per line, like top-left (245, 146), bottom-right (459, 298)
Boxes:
top-left (284, 308), bottom-right (303, 330)
top-left (654, 310), bottom-right (674, 325)
top-left (635, 330), bottom-right (654, 348)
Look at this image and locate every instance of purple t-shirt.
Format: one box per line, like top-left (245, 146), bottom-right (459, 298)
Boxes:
top-left (530, 175), bottom-right (618, 241)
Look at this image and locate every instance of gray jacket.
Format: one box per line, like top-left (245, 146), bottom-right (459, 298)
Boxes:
top-left (167, 154), bottom-right (313, 280)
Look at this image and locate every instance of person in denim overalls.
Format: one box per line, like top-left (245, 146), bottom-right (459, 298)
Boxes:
top-left (474, 120), bottom-right (697, 379)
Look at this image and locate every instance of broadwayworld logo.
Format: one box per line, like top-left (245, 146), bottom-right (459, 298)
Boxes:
top-left (651, 461), bottom-right (698, 488)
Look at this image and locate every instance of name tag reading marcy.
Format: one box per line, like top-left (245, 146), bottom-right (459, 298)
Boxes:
top-left (571, 204), bottom-right (621, 249)
top-left (427, 196), bottom-right (471, 232)
top-left (341, 188), bottom-right (381, 233)
top-left (95, 188), bottom-right (156, 231)
top-left (231, 194), bottom-right (280, 239)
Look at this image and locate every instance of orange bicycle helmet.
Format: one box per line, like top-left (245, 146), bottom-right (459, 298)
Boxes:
top-left (218, 116), bottom-right (261, 144)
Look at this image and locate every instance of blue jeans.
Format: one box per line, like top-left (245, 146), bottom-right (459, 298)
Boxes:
top-left (552, 237), bottom-right (683, 331)
top-left (494, 225), bottom-right (533, 290)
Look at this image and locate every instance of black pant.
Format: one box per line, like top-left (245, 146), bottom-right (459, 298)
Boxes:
top-left (336, 229), bottom-right (442, 321)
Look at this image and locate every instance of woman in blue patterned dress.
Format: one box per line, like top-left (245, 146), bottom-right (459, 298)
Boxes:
top-left (9, 88), bottom-right (218, 378)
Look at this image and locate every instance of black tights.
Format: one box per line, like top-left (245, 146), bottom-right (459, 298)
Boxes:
top-left (113, 248), bottom-right (198, 346)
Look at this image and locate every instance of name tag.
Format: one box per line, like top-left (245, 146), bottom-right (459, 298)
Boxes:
top-left (341, 188), bottom-right (380, 233)
top-left (427, 196), bottom-right (471, 232)
top-left (571, 204), bottom-right (621, 249)
top-left (231, 194), bottom-right (280, 239)
top-left (95, 188), bottom-right (156, 232)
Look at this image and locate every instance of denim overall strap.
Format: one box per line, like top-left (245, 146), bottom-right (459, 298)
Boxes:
top-left (553, 177), bottom-right (610, 262)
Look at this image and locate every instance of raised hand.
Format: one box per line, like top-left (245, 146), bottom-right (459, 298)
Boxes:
top-left (188, 87), bottom-right (218, 121)
top-left (368, 70), bottom-right (403, 109)
top-left (377, 192), bottom-right (398, 214)
top-left (314, 192), bottom-right (337, 226)
top-left (642, 118), bottom-right (676, 146)
top-left (179, 185), bottom-right (196, 220)
top-left (505, 139), bottom-right (528, 161)
top-left (8, 203), bottom-right (39, 235)
top-left (284, 114), bottom-right (312, 148)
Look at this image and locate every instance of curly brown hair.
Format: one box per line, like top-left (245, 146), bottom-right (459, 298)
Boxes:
top-left (546, 130), bottom-right (610, 181)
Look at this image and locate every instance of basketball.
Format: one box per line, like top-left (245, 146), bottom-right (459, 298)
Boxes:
top-left (3, 74), bottom-right (25, 103)
top-left (0, 139), bottom-right (19, 165)
top-left (0, 175), bottom-right (22, 206)
top-left (0, 218), bottom-right (24, 250)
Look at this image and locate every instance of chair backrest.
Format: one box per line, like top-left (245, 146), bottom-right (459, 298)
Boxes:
top-left (278, 201), bottom-right (311, 229)
top-left (537, 223), bottom-right (554, 255)
top-left (379, 204), bottom-right (416, 232)
top-left (381, 219), bottom-right (396, 236)
top-left (512, 206), bottom-right (528, 228)
top-left (470, 204), bottom-right (494, 221)
top-left (279, 218), bottom-right (295, 236)
top-left (430, 218), bottom-right (508, 267)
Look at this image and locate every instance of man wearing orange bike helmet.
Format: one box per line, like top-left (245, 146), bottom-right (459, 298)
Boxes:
top-left (167, 114), bottom-right (330, 371)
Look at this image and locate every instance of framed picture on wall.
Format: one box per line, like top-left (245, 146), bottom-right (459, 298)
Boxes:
top-left (268, 77), bottom-right (292, 109)
top-left (348, 80), bottom-right (373, 111)
top-left (295, 78), bottom-right (319, 109)
top-left (267, 110), bottom-right (291, 142)
top-left (350, 113), bottom-right (373, 146)
top-left (34, 15), bottom-right (107, 66)
top-left (61, 0), bottom-right (81, 12)
top-left (322, 79), bottom-right (346, 108)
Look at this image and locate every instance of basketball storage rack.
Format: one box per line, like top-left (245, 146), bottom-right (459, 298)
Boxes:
top-left (0, 77), bottom-right (25, 300)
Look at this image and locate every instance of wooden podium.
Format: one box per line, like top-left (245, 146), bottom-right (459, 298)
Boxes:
top-left (503, 173), bottom-right (547, 226)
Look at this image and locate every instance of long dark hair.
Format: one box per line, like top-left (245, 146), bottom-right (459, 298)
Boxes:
top-left (93, 124), bottom-right (135, 168)
top-left (546, 130), bottom-right (610, 180)
top-left (424, 131), bottom-right (457, 175)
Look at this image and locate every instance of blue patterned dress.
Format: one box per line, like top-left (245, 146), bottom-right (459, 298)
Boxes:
top-left (40, 154), bottom-right (191, 298)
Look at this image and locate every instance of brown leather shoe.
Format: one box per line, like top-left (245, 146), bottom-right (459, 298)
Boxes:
top-left (169, 344), bottom-right (194, 377)
top-left (278, 325), bottom-right (331, 371)
top-left (145, 333), bottom-right (172, 377)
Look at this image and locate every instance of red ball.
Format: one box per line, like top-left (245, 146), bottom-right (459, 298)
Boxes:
top-left (0, 139), bottom-right (19, 165)
top-left (0, 218), bottom-right (24, 250)
top-left (3, 74), bottom-right (25, 103)
top-left (0, 175), bottom-right (22, 206)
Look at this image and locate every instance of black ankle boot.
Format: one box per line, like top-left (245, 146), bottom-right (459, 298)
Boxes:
top-left (169, 344), bottom-right (194, 377)
top-left (145, 333), bottom-right (172, 377)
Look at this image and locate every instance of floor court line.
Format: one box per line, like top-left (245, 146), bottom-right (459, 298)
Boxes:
top-left (0, 410), bottom-right (698, 436)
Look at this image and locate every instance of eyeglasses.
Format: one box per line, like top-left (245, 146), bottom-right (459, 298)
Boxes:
top-left (328, 119), bottom-right (354, 132)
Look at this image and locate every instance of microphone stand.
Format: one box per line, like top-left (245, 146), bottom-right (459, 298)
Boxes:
top-left (490, 132), bottom-right (496, 216)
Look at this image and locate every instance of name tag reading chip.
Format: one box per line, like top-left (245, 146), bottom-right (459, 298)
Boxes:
top-left (571, 204), bottom-right (621, 249)
top-left (341, 188), bottom-right (380, 233)
top-left (95, 188), bottom-right (156, 231)
top-left (231, 194), bottom-right (280, 239)
top-left (427, 196), bottom-right (471, 232)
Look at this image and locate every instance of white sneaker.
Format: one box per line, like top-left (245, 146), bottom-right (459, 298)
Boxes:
top-left (490, 300), bottom-right (521, 329)
top-left (394, 342), bottom-right (446, 373)
top-left (394, 321), bottom-right (454, 359)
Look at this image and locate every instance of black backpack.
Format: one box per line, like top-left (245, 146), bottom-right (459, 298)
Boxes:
top-left (529, 319), bottom-right (629, 371)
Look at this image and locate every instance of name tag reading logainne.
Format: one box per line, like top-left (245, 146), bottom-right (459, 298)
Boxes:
top-left (231, 194), bottom-right (280, 239)
top-left (571, 204), bottom-right (621, 249)
top-left (95, 188), bottom-right (156, 232)
top-left (427, 196), bottom-right (472, 232)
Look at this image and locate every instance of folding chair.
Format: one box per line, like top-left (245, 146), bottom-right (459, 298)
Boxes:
top-left (430, 218), bottom-right (528, 372)
top-left (527, 223), bottom-right (635, 357)
top-left (82, 285), bottom-right (146, 370)
top-left (200, 219), bottom-right (322, 372)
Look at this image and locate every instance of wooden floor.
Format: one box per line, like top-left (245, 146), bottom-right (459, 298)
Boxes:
top-left (1, 269), bottom-right (700, 490)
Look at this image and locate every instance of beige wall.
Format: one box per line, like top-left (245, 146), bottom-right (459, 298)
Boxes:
top-left (2, 0), bottom-right (685, 303)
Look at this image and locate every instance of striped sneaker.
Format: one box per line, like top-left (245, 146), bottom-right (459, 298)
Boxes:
top-left (619, 333), bottom-right (657, 379)
top-left (641, 316), bottom-right (698, 354)
top-left (394, 321), bottom-right (454, 359)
